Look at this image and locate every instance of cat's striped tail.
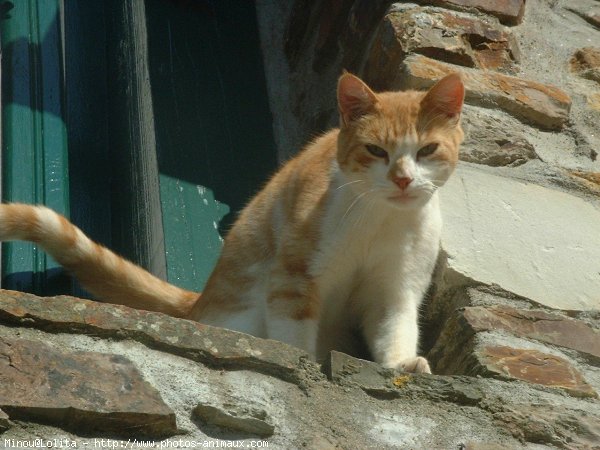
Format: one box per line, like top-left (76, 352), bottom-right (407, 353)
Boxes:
top-left (0, 203), bottom-right (199, 317)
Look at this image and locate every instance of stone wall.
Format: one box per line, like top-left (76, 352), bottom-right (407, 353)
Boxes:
top-left (1, 0), bottom-right (600, 448)
top-left (1, 289), bottom-right (598, 448)
top-left (256, 0), bottom-right (393, 160)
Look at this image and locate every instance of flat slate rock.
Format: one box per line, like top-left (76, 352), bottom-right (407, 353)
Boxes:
top-left (440, 164), bottom-right (600, 311)
top-left (476, 345), bottom-right (597, 398)
top-left (325, 351), bottom-right (485, 405)
top-left (428, 305), bottom-right (598, 398)
top-left (463, 306), bottom-right (600, 360)
top-left (193, 402), bottom-right (274, 437)
top-left (460, 108), bottom-right (538, 167)
top-left (0, 289), bottom-right (313, 385)
top-left (401, 54), bottom-right (571, 129)
top-left (0, 336), bottom-right (176, 437)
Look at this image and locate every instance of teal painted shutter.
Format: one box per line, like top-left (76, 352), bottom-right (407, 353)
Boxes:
top-left (1, 0), bottom-right (71, 295)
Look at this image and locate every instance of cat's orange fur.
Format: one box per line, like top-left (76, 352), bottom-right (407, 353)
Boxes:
top-left (0, 73), bottom-right (464, 373)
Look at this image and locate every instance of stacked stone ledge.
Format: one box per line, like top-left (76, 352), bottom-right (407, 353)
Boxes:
top-left (0, 290), bottom-right (313, 443)
top-left (426, 291), bottom-right (599, 399)
top-left (363, 4), bottom-right (571, 131)
top-left (0, 289), bottom-right (599, 448)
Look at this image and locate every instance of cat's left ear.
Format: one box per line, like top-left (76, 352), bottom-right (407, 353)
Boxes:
top-left (337, 72), bottom-right (378, 126)
top-left (420, 73), bottom-right (465, 120)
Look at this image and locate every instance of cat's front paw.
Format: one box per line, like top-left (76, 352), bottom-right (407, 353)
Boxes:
top-left (397, 356), bottom-right (431, 374)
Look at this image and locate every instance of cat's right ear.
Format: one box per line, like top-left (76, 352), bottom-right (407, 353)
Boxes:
top-left (337, 73), bottom-right (378, 126)
top-left (420, 73), bottom-right (465, 120)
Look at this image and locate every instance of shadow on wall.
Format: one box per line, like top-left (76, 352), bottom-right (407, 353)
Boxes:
top-left (144, 0), bottom-right (277, 233)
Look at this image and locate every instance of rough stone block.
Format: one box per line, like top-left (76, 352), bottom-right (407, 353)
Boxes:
top-left (570, 47), bottom-right (600, 84)
top-left (364, 5), bottom-right (520, 91)
top-left (326, 351), bottom-right (485, 405)
top-left (0, 337), bottom-right (176, 437)
top-left (400, 54), bottom-right (571, 129)
top-left (461, 136), bottom-right (536, 167)
top-left (325, 350), bottom-right (404, 398)
top-left (461, 108), bottom-right (537, 166)
top-left (441, 305), bottom-right (600, 361)
top-left (413, 0), bottom-right (526, 25)
top-left (428, 305), bottom-right (598, 398)
top-left (0, 289), bottom-right (314, 385)
top-left (475, 346), bottom-right (597, 398)
top-left (439, 165), bottom-right (600, 310)
top-left (193, 403), bottom-right (274, 437)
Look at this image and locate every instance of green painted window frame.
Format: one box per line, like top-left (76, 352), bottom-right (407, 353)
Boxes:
top-left (0, 0), bottom-right (71, 295)
top-left (1, 0), bottom-right (277, 297)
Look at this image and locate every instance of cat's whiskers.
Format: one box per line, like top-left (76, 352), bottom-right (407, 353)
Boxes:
top-left (336, 179), bottom-right (365, 190)
top-left (424, 179), bottom-right (446, 190)
top-left (353, 194), bottom-right (379, 230)
top-left (339, 188), bottom-right (376, 229)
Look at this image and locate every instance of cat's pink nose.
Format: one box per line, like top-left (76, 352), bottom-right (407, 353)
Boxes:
top-left (392, 175), bottom-right (413, 190)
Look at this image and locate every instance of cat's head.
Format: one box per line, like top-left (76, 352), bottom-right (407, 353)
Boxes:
top-left (336, 72), bottom-right (464, 209)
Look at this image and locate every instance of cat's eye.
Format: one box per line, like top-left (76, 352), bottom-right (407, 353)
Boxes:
top-left (417, 143), bottom-right (439, 159)
top-left (366, 145), bottom-right (388, 158)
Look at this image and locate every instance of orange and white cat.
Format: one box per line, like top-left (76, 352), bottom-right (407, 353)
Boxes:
top-left (0, 72), bottom-right (464, 373)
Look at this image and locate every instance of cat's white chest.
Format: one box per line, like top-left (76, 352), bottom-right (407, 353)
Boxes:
top-left (312, 186), bottom-right (442, 314)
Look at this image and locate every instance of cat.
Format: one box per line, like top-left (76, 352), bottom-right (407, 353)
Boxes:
top-left (0, 72), bottom-right (464, 374)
